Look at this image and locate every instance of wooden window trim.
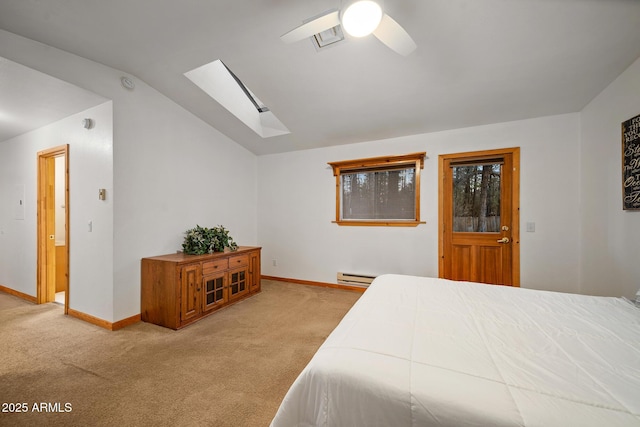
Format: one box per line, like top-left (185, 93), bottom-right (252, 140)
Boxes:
top-left (328, 152), bottom-right (426, 227)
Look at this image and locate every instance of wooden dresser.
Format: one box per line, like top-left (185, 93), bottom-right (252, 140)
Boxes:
top-left (141, 246), bottom-right (261, 330)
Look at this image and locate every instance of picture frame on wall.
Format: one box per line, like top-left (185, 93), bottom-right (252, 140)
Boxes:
top-left (622, 113), bottom-right (640, 210)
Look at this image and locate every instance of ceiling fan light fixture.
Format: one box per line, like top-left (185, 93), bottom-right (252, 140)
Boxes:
top-left (341, 1), bottom-right (383, 37)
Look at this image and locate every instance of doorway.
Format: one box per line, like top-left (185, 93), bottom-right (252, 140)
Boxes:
top-left (37, 145), bottom-right (69, 314)
top-left (438, 147), bottom-right (520, 286)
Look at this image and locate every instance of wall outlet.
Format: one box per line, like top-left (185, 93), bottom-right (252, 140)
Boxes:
top-left (272, 259), bottom-right (277, 267)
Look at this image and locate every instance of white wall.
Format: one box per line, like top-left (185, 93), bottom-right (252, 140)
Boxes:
top-left (258, 114), bottom-right (582, 294)
top-left (1, 27), bottom-right (636, 325)
top-left (580, 57), bottom-right (640, 299)
top-left (0, 102), bottom-right (114, 320)
top-left (111, 73), bottom-right (258, 321)
top-left (0, 30), bottom-right (258, 322)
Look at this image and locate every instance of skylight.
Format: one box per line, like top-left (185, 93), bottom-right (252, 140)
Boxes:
top-left (184, 60), bottom-right (290, 138)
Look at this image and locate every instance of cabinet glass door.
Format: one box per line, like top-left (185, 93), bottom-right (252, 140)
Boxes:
top-left (229, 268), bottom-right (247, 300)
top-left (203, 272), bottom-right (226, 311)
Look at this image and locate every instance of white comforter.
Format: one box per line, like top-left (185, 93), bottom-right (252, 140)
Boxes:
top-left (271, 274), bottom-right (640, 427)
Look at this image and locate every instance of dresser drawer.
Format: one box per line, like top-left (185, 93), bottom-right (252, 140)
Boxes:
top-left (228, 254), bottom-right (249, 268)
top-left (202, 259), bottom-right (229, 275)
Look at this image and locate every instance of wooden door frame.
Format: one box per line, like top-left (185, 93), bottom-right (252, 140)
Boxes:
top-left (438, 147), bottom-right (520, 286)
top-left (37, 144), bottom-right (70, 313)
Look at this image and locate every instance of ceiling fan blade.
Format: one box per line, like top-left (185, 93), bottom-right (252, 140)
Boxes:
top-left (281, 10), bottom-right (341, 44)
top-left (372, 13), bottom-right (417, 56)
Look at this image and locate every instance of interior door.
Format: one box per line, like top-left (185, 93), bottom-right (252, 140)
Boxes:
top-left (37, 144), bottom-right (69, 311)
top-left (439, 148), bottom-right (520, 286)
top-left (44, 156), bottom-right (57, 301)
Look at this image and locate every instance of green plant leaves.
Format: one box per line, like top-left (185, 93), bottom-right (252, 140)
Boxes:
top-left (182, 225), bottom-right (238, 255)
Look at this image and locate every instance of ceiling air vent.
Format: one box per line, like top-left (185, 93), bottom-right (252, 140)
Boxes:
top-left (312, 25), bottom-right (345, 51)
top-left (305, 9), bottom-right (346, 52)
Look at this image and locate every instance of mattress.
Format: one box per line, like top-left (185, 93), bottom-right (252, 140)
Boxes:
top-left (270, 274), bottom-right (640, 427)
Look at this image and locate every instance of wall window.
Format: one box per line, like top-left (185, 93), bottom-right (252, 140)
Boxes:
top-left (328, 152), bottom-right (426, 226)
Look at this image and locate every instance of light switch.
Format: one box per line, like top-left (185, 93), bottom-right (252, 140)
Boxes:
top-left (88, 221), bottom-right (93, 232)
top-left (13, 184), bottom-right (25, 220)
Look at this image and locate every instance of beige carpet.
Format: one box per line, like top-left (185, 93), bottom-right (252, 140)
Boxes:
top-left (0, 280), bottom-right (361, 426)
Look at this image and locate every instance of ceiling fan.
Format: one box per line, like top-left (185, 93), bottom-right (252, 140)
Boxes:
top-left (280, 0), bottom-right (417, 56)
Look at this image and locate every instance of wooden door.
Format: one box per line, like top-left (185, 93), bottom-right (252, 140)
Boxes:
top-left (44, 156), bottom-right (57, 301)
top-left (249, 250), bottom-right (261, 293)
top-left (180, 264), bottom-right (201, 322)
top-left (439, 148), bottom-right (520, 286)
top-left (37, 145), bottom-right (69, 312)
top-left (228, 267), bottom-right (248, 301)
top-left (203, 271), bottom-right (227, 312)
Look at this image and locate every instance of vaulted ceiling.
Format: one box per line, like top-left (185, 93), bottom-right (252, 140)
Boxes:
top-left (1, 0), bottom-right (639, 154)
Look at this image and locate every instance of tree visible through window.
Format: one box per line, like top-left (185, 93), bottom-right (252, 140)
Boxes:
top-left (452, 162), bottom-right (501, 232)
top-left (342, 168), bottom-right (415, 220)
top-left (328, 152), bottom-right (425, 226)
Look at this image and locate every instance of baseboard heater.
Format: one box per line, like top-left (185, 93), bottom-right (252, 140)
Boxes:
top-left (337, 272), bottom-right (376, 287)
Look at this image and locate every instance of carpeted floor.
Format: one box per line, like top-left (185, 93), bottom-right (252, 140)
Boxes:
top-left (0, 280), bottom-right (361, 426)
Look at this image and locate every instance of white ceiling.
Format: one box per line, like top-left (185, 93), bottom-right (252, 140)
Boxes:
top-left (0, 57), bottom-right (107, 142)
top-left (0, 0), bottom-right (639, 155)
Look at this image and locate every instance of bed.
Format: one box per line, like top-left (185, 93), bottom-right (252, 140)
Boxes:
top-left (270, 274), bottom-right (640, 426)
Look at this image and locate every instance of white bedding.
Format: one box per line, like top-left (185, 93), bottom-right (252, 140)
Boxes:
top-left (270, 274), bottom-right (640, 427)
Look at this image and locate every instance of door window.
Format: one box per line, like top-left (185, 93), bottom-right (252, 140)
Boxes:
top-left (452, 162), bottom-right (502, 232)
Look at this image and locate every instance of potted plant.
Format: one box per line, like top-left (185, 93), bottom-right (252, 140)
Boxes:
top-left (182, 225), bottom-right (238, 255)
